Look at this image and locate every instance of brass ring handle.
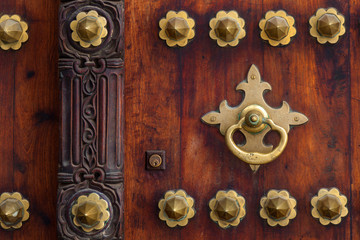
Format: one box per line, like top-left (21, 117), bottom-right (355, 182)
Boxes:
top-left (225, 117), bottom-right (288, 165)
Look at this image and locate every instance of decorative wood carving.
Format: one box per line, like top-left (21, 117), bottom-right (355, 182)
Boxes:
top-left (57, 0), bottom-right (124, 239)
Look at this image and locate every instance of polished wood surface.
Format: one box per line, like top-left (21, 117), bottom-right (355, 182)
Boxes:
top-left (125, 0), bottom-right (355, 239)
top-left (0, 0), bottom-right (59, 239)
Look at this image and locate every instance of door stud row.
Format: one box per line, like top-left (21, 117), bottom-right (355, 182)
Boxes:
top-left (158, 188), bottom-right (348, 228)
top-left (159, 8), bottom-right (345, 47)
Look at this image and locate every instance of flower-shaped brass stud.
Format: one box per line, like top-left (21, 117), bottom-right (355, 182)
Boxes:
top-left (260, 190), bottom-right (297, 227)
top-left (259, 10), bottom-right (296, 47)
top-left (209, 10), bottom-right (246, 47)
top-left (71, 193), bottom-right (110, 232)
top-left (0, 15), bottom-right (28, 50)
top-left (158, 189), bottom-right (195, 227)
top-left (311, 188), bottom-right (348, 225)
top-left (209, 190), bottom-right (246, 229)
top-left (309, 8), bottom-right (345, 44)
top-left (70, 10), bottom-right (108, 48)
top-left (0, 192), bottom-right (29, 230)
top-left (159, 11), bottom-right (195, 47)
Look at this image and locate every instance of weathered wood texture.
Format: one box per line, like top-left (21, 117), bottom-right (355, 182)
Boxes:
top-left (0, 0), bottom-right (59, 239)
top-left (350, 0), bottom-right (360, 239)
top-left (125, 0), bottom-right (354, 239)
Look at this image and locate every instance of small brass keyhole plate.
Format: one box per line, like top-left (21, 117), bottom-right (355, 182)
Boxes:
top-left (146, 150), bottom-right (166, 170)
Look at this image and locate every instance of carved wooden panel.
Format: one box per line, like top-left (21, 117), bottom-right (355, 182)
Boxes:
top-left (57, 0), bottom-right (124, 239)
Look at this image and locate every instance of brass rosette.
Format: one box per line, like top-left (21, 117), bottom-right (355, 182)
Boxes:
top-left (71, 193), bottom-right (110, 232)
top-left (260, 189), bottom-right (297, 227)
top-left (309, 8), bottom-right (345, 44)
top-left (70, 10), bottom-right (108, 48)
top-left (259, 10), bottom-right (296, 47)
top-left (158, 189), bottom-right (195, 227)
top-left (159, 11), bottom-right (195, 47)
top-left (209, 10), bottom-right (246, 47)
top-left (0, 192), bottom-right (30, 230)
top-left (311, 188), bottom-right (348, 225)
top-left (0, 15), bottom-right (28, 51)
top-left (209, 190), bottom-right (246, 229)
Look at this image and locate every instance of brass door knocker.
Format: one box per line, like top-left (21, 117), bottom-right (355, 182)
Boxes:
top-left (202, 64), bottom-right (308, 172)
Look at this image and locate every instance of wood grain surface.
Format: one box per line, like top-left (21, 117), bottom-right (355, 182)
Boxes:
top-left (125, 0), bottom-right (356, 239)
top-left (0, 0), bottom-right (59, 239)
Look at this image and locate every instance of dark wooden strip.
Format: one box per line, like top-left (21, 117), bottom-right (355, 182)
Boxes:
top-left (350, 0), bottom-right (360, 238)
top-left (57, 0), bottom-right (124, 239)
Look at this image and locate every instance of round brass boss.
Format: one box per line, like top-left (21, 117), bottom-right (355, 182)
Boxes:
top-left (0, 15), bottom-right (28, 50)
top-left (240, 105), bottom-right (269, 133)
top-left (309, 8), bottom-right (345, 44)
top-left (259, 10), bottom-right (296, 46)
top-left (158, 190), bottom-right (195, 227)
top-left (260, 190), bottom-right (297, 227)
top-left (159, 11), bottom-right (195, 47)
top-left (209, 190), bottom-right (246, 229)
top-left (0, 192), bottom-right (29, 230)
top-left (71, 193), bottom-right (110, 232)
top-left (264, 195), bottom-right (291, 221)
top-left (209, 10), bottom-right (246, 47)
top-left (264, 16), bottom-right (289, 41)
top-left (165, 17), bottom-right (190, 41)
top-left (214, 17), bottom-right (241, 42)
top-left (70, 10), bottom-right (108, 48)
top-left (316, 13), bottom-right (341, 38)
top-left (311, 188), bottom-right (348, 225)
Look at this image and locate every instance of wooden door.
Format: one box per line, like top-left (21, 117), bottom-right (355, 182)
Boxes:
top-left (0, 0), bottom-right (59, 239)
top-left (125, 0), bottom-right (360, 239)
top-left (1, 0), bottom-right (360, 239)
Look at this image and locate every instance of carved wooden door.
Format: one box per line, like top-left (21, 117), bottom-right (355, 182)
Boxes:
top-left (1, 0), bottom-right (360, 239)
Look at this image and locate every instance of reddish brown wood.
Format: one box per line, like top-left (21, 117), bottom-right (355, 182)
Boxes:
top-left (0, 0), bottom-right (59, 239)
top-left (125, 0), bottom-right (353, 239)
top-left (350, 0), bottom-right (360, 239)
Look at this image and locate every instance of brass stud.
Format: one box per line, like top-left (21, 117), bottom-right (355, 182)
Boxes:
top-left (309, 8), bottom-right (345, 44)
top-left (71, 193), bottom-right (110, 232)
top-left (259, 10), bottom-right (296, 46)
top-left (159, 11), bottom-right (195, 47)
top-left (0, 15), bottom-right (28, 51)
top-left (311, 188), bottom-right (348, 225)
top-left (260, 190), bottom-right (296, 227)
top-left (158, 190), bottom-right (195, 227)
top-left (0, 192), bottom-right (29, 230)
top-left (70, 10), bottom-right (108, 48)
top-left (209, 10), bottom-right (246, 47)
top-left (264, 16), bottom-right (289, 41)
top-left (209, 190), bottom-right (246, 229)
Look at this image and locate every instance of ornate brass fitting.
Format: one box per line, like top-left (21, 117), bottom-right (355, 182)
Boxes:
top-left (70, 10), bottom-right (108, 48)
top-left (0, 15), bottom-right (28, 50)
top-left (260, 189), bottom-right (297, 227)
top-left (311, 188), bottom-right (348, 225)
top-left (159, 11), bottom-right (195, 47)
top-left (158, 190), bottom-right (195, 227)
top-left (71, 193), bottom-right (110, 232)
top-left (259, 10), bottom-right (296, 46)
top-left (309, 8), bottom-right (345, 44)
top-left (209, 10), bottom-right (246, 47)
top-left (209, 190), bottom-right (246, 229)
top-left (202, 65), bottom-right (308, 172)
top-left (0, 192), bottom-right (29, 230)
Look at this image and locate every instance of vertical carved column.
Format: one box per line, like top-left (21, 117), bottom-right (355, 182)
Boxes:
top-left (57, 0), bottom-right (124, 239)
